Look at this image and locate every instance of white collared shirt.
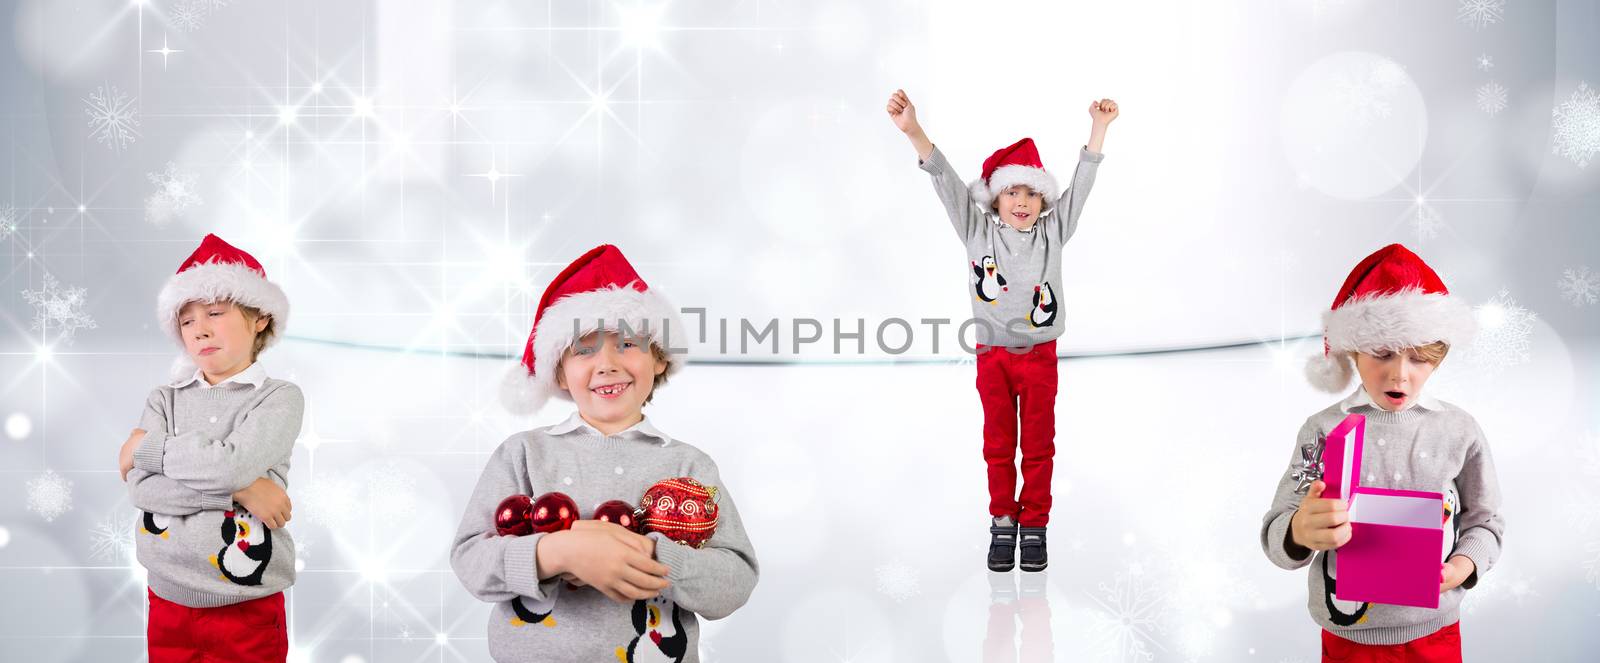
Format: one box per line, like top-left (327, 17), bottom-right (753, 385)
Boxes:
top-left (1338, 385), bottom-right (1441, 413)
top-left (545, 411), bottom-right (673, 447)
top-left (170, 362), bottom-right (268, 390)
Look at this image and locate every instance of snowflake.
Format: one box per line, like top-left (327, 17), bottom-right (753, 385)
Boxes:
top-left (145, 162), bottom-right (203, 225)
top-left (1086, 563), bottom-right (1168, 662)
top-left (1552, 82), bottom-right (1600, 168)
top-left (84, 84), bottom-right (139, 151)
top-left (872, 559), bottom-right (921, 603)
top-left (170, 0), bottom-right (231, 32)
top-left (88, 510), bottom-right (136, 563)
top-left (1413, 204), bottom-right (1443, 241)
top-left (1457, 0), bottom-right (1505, 30)
top-left (1476, 81), bottom-right (1507, 117)
top-left (1476, 53), bottom-right (1494, 71)
top-left (1558, 267), bottom-right (1600, 306)
top-left (1460, 566), bottom-right (1537, 615)
top-left (21, 273), bottom-right (97, 344)
top-left (26, 469), bottom-right (73, 522)
top-left (0, 205), bottom-right (16, 240)
top-left (1333, 59), bottom-right (1406, 126)
top-left (1465, 288), bottom-right (1536, 372)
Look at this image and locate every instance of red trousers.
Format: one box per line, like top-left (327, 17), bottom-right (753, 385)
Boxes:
top-left (148, 589), bottom-right (288, 663)
top-left (976, 340), bottom-right (1058, 527)
top-left (1321, 622), bottom-right (1461, 663)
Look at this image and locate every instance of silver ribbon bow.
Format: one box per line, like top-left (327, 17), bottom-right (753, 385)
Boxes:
top-left (1290, 435), bottom-right (1326, 495)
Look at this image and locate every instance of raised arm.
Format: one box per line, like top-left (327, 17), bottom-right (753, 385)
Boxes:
top-left (887, 88), bottom-right (934, 162)
top-left (890, 89), bottom-right (986, 242)
top-left (1051, 98), bottom-right (1119, 244)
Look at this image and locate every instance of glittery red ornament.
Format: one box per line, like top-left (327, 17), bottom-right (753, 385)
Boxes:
top-left (638, 477), bottom-right (719, 548)
top-left (530, 491), bottom-right (579, 534)
top-left (494, 494), bottom-right (535, 537)
top-left (592, 499), bottom-right (641, 532)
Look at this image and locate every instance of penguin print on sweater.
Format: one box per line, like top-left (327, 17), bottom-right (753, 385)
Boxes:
top-left (1321, 551), bottom-right (1371, 626)
top-left (973, 256), bottom-right (1008, 304)
top-left (615, 595), bottom-right (687, 663)
top-left (140, 511), bottom-right (172, 539)
top-left (1029, 282), bottom-right (1057, 328)
top-left (509, 595), bottom-right (557, 628)
top-left (210, 507), bottom-right (272, 586)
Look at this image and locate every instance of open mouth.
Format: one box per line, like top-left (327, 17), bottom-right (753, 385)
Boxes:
top-left (591, 382), bottom-right (632, 399)
top-left (1383, 390), bottom-right (1408, 405)
top-left (1012, 212), bottom-right (1029, 221)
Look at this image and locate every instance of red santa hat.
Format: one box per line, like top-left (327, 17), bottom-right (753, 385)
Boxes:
top-left (156, 234), bottom-right (290, 379)
top-left (501, 244), bottom-right (688, 414)
top-left (1305, 244), bottom-right (1476, 392)
top-left (967, 138), bottom-right (1061, 212)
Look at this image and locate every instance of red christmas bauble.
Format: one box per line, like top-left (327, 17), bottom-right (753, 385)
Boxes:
top-left (530, 491), bottom-right (579, 534)
top-left (592, 499), bottom-right (641, 532)
top-left (494, 494), bottom-right (534, 537)
top-left (638, 477), bottom-right (720, 548)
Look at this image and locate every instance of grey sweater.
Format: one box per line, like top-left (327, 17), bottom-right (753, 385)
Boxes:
top-left (127, 369), bottom-right (303, 608)
top-left (919, 145), bottom-right (1103, 348)
top-left (1259, 392), bottom-right (1505, 645)
top-left (451, 414), bottom-right (758, 663)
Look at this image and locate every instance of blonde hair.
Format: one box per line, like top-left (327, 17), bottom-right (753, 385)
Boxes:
top-left (555, 341), bottom-right (673, 405)
top-left (1350, 340), bottom-right (1450, 366)
top-left (234, 303), bottom-right (275, 361)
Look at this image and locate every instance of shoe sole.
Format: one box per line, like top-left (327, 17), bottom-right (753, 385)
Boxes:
top-left (988, 561), bottom-right (1016, 572)
top-left (1019, 561), bottom-right (1048, 572)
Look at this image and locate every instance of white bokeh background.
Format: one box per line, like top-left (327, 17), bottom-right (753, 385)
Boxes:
top-left (1, 0), bottom-right (1598, 661)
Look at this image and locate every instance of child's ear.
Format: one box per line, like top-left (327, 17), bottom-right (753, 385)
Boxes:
top-left (254, 315), bottom-right (270, 333)
top-left (654, 359), bottom-right (668, 377)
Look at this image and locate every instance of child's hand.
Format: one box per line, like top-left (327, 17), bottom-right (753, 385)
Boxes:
top-left (1089, 98), bottom-right (1120, 125)
top-left (233, 477), bottom-right (292, 529)
top-left (1289, 480), bottom-right (1352, 552)
top-left (886, 89), bottom-right (920, 134)
top-left (118, 428), bottom-right (146, 481)
top-left (539, 520), bottom-right (669, 604)
top-left (1440, 555), bottom-right (1475, 593)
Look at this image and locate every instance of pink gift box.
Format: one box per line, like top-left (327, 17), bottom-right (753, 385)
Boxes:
top-left (1324, 413), bottom-right (1444, 610)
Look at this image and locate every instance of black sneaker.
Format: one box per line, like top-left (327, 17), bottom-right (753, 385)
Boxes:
top-left (1018, 527), bottom-right (1048, 572)
top-left (988, 517), bottom-right (1018, 572)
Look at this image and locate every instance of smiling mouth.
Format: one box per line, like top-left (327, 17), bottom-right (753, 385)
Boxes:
top-left (592, 382), bottom-right (632, 398)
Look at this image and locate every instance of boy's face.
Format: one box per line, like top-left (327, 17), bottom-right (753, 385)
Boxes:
top-left (1353, 348), bottom-right (1439, 411)
top-left (993, 185), bottom-right (1044, 230)
top-left (556, 331), bottom-right (666, 428)
top-left (178, 300), bottom-right (267, 380)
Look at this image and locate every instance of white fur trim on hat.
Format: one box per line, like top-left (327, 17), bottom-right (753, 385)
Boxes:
top-left (156, 261), bottom-right (290, 347)
top-left (1305, 288), bottom-right (1477, 393)
top-left (500, 282), bottom-right (688, 415)
top-left (967, 164), bottom-right (1061, 211)
top-left (1324, 288), bottom-right (1475, 355)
